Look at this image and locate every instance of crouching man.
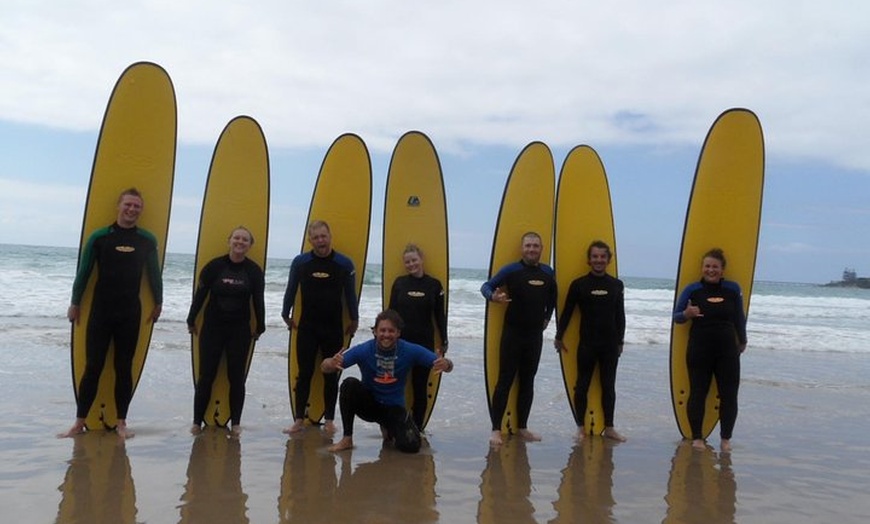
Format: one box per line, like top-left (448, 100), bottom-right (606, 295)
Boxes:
top-left (323, 309), bottom-right (454, 453)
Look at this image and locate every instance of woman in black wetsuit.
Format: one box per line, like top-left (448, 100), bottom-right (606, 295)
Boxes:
top-left (388, 244), bottom-right (448, 430)
top-left (673, 248), bottom-right (747, 452)
top-left (187, 226), bottom-right (266, 435)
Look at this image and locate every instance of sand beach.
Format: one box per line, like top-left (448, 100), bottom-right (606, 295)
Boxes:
top-left (2, 314), bottom-right (869, 523)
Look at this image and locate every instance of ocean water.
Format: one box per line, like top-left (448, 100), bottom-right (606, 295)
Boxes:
top-left (2, 243), bottom-right (870, 523)
top-left (2, 243), bottom-right (869, 357)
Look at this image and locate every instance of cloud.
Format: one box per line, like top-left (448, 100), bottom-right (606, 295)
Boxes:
top-left (1, 1), bottom-right (869, 170)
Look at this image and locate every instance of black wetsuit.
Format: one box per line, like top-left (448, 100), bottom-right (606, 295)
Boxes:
top-left (555, 272), bottom-right (625, 428)
top-left (389, 273), bottom-right (448, 429)
top-left (281, 250), bottom-right (358, 421)
top-left (187, 255), bottom-right (265, 427)
top-left (481, 260), bottom-right (557, 432)
top-left (70, 223), bottom-right (162, 420)
top-left (674, 279), bottom-right (747, 440)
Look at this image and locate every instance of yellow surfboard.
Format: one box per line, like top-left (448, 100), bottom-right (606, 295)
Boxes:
top-left (71, 61), bottom-right (176, 430)
top-left (554, 145), bottom-right (618, 436)
top-left (484, 142), bottom-right (554, 434)
top-left (670, 108), bottom-right (764, 438)
top-left (190, 116), bottom-right (269, 427)
top-left (382, 130), bottom-right (449, 430)
top-left (288, 133), bottom-right (371, 423)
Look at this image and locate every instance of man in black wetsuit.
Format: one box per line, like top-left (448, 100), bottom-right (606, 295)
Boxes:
top-left (481, 231), bottom-right (557, 447)
top-left (554, 240), bottom-right (627, 442)
top-left (60, 188), bottom-right (163, 439)
top-left (282, 220), bottom-right (359, 435)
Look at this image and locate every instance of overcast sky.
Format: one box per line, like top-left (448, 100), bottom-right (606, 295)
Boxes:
top-left (1, 1), bottom-right (868, 283)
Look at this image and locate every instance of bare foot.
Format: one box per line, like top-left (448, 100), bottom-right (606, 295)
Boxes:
top-left (380, 425), bottom-right (392, 444)
top-left (518, 429), bottom-right (542, 442)
top-left (230, 425), bottom-right (242, 438)
top-left (57, 419), bottom-right (87, 439)
top-left (322, 420), bottom-right (337, 436)
top-left (575, 426), bottom-right (587, 442)
top-left (489, 430), bottom-right (504, 447)
top-left (116, 420), bottom-right (134, 439)
top-left (691, 438), bottom-right (706, 450)
top-left (603, 427), bottom-right (627, 442)
top-left (283, 420), bottom-right (305, 435)
top-left (720, 438), bottom-right (732, 452)
top-left (328, 436), bottom-right (354, 452)
top-left (190, 424), bottom-right (203, 435)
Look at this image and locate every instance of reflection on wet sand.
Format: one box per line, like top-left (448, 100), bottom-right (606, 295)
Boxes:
top-left (178, 428), bottom-right (248, 523)
top-left (478, 439), bottom-right (535, 523)
top-left (663, 442), bottom-right (736, 524)
top-left (56, 432), bottom-right (137, 524)
top-left (278, 431), bottom-right (337, 522)
top-left (550, 438), bottom-right (617, 523)
top-left (279, 431), bottom-right (438, 523)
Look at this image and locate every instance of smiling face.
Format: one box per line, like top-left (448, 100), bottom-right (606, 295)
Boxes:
top-left (116, 194), bottom-right (144, 228)
top-left (374, 317), bottom-right (401, 348)
top-left (701, 256), bottom-right (724, 283)
top-left (403, 250), bottom-right (424, 277)
top-left (228, 228), bottom-right (253, 260)
top-left (588, 246), bottom-right (611, 275)
top-left (308, 225), bottom-right (332, 257)
top-left (521, 233), bottom-right (543, 265)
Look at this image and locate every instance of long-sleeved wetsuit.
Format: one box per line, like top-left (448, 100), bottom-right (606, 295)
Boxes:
top-left (555, 272), bottom-right (625, 428)
top-left (389, 273), bottom-right (448, 428)
top-left (674, 279), bottom-right (747, 440)
top-left (481, 260), bottom-right (557, 432)
top-left (187, 255), bottom-right (265, 426)
top-left (70, 223), bottom-right (162, 420)
top-left (281, 250), bottom-right (358, 421)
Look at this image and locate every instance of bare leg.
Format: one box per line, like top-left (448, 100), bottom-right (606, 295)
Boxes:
top-left (489, 430), bottom-right (504, 447)
top-left (328, 436), bottom-right (354, 452)
top-left (518, 428), bottom-right (542, 442)
top-left (283, 419), bottom-right (305, 435)
top-left (322, 420), bottom-right (337, 436)
top-left (57, 418), bottom-right (87, 438)
top-left (692, 438), bottom-right (706, 450)
top-left (603, 427), bottom-right (627, 442)
top-left (720, 438), bottom-right (732, 452)
top-left (116, 419), bottom-right (134, 439)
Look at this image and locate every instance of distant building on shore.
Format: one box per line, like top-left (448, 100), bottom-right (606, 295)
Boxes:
top-left (825, 267), bottom-right (870, 288)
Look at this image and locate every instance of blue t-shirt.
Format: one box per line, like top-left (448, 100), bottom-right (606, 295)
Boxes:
top-left (341, 339), bottom-right (438, 407)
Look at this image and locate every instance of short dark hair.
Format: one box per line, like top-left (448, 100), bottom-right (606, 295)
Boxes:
top-left (702, 248), bottom-right (727, 268)
top-left (374, 309), bottom-right (404, 331)
top-left (587, 240), bottom-right (612, 261)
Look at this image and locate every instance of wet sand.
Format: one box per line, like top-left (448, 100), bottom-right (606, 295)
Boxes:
top-left (2, 318), bottom-right (869, 523)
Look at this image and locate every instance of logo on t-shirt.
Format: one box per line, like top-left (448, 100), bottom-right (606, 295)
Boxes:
top-left (591, 290), bottom-right (609, 296)
top-left (312, 272), bottom-right (330, 279)
top-left (528, 279), bottom-right (545, 286)
top-left (707, 297), bottom-right (725, 303)
top-left (408, 291), bottom-right (426, 298)
top-left (375, 349), bottom-right (398, 384)
top-left (115, 246), bottom-right (135, 253)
